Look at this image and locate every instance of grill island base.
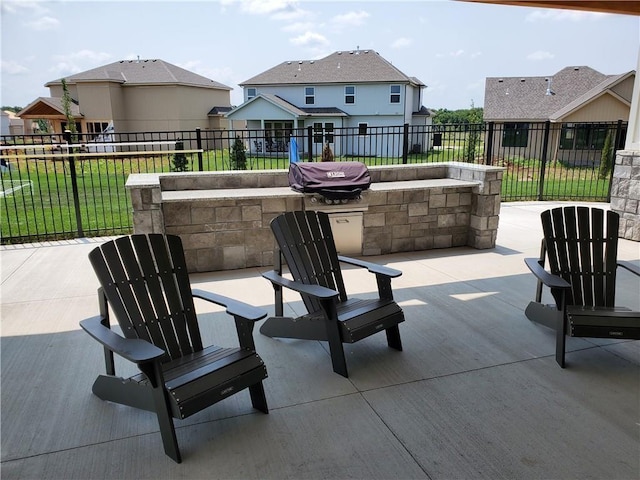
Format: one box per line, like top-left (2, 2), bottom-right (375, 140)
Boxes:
top-left (126, 162), bottom-right (505, 272)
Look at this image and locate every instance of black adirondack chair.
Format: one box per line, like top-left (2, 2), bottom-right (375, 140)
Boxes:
top-left (79, 234), bottom-right (269, 463)
top-left (260, 210), bottom-right (404, 377)
top-left (524, 206), bottom-right (640, 367)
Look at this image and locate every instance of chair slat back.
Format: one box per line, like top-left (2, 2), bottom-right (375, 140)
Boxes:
top-left (541, 206), bottom-right (619, 307)
top-left (271, 211), bottom-right (348, 313)
top-left (89, 234), bottom-right (203, 361)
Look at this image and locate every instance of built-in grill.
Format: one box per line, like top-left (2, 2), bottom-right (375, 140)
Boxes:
top-left (288, 161), bottom-right (371, 254)
top-left (288, 161), bottom-right (371, 204)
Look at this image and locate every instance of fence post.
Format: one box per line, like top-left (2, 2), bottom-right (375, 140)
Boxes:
top-left (307, 126), bottom-right (313, 161)
top-left (65, 129), bottom-right (84, 237)
top-left (537, 120), bottom-right (551, 201)
top-left (196, 127), bottom-right (203, 171)
top-left (402, 123), bottom-right (409, 164)
top-left (485, 122), bottom-right (494, 165)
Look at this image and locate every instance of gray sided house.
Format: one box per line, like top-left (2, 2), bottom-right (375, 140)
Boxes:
top-left (225, 49), bottom-right (432, 158)
top-left (17, 59), bottom-right (242, 145)
top-left (484, 66), bottom-right (635, 165)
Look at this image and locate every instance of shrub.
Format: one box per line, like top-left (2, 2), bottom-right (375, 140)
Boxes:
top-left (599, 131), bottom-right (613, 179)
top-left (171, 140), bottom-right (189, 172)
top-left (230, 136), bottom-right (247, 170)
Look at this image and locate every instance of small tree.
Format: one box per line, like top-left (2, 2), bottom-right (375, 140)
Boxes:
top-left (171, 139), bottom-right (189, 172)
top-left (321, 141), bottom-right (334, 162)
top-left (230, 136), bottom-right (247, 170)
top-left (599, 130), bottom-right (613, 179)
top-left (463, 100), bottom-right (482, 163)
top-left (61, 78), bottom-right (77, 136)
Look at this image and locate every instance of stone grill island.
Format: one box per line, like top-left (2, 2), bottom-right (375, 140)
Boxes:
top-left (126, 163), bottom-right (505, 273)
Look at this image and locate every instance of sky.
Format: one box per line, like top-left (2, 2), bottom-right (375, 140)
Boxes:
top-left (1, 0), bottom-right (639, 112)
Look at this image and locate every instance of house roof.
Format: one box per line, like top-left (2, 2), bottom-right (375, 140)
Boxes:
top-left (17, 97), bottom-right (81, 118)
top-left (240, 49), bottom-right (424, 87)
top-left (483, 66), bottom-right (634, 122)
top-left (225, 93), bottom-right (349, 119)
top-left (45, 59), bottom-right (231, 90)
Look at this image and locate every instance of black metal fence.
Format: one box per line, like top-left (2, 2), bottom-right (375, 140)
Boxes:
top-left (0, 120), bottom-right (627, 244)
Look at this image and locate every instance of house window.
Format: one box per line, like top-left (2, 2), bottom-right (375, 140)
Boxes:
top-left (502, 123), bottom-right (528, 148)
top-left (305, 87), bottom-right (315, 105)
top-left (313, 122), bottom-right (323, 143)
top-left (560, 123), bottom-right (609, 150)
top-left (247, 88), bottom-right (257, 100)
top-left (87, 122), bottom-right (109, 134)
top-left (390, 85), bottom-right (401, 104)
top-left (345, 86), bottom-right (355, 104)
top-left (358, 123), bottom-right (368, 136)
top-left (325, 123), bottom-right (334, 143)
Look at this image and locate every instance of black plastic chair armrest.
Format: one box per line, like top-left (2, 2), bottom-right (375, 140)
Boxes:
top-left (618, 260), bottom-right (640, 277)
top-left (337, 255), bottom-right (402, 278)
top-left (191, 289), bottom-right (267, 322)
top-left (80, 315), bottom-right (165, 364)
top-left (262, 270), bottom-right (339, 300)
top-left (524, 257), bottom-right (571, 289)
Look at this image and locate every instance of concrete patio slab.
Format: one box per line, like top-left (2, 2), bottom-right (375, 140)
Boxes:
top-left (1, 201), bottom-right (638, 479)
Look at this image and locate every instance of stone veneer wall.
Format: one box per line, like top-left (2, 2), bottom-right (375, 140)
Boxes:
top-left (126, 163), bottom-right (504, 272)
top-left (610, 150), bottom-right (640, 241)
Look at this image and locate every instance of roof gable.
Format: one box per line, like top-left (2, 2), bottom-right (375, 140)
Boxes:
top-left (241, 49), bottom-right (423, 86)
top-left (45, 59), bottom-right (231, 90)
top-left (17, 97), bottom-right (80, 118)
top-left (483, 66), bottom-right (617, 121)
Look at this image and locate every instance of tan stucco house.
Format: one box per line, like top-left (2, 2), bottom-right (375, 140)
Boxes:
top-left (17, 59), bottom-right (242, 137)
top-left (483, 66), bottom-right (635, 164)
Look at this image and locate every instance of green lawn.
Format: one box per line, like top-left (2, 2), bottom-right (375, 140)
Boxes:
top-left (0, 151), bottom-right (610, 243)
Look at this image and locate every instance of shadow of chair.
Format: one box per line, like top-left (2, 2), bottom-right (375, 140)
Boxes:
top-left (260, 210), bottom-right (405, 377)
top-left (79, 234), bottom-right (269, 463)
top-left (524, 206), bottom-right (640, 367)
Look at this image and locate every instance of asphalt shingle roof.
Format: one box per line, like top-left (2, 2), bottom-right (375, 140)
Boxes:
top-left (483, 66), bottom-right (615, 121)
top-left (240, 49), bottom-right (423, 86)
top-left (45, 59), bottom-right (231, 90)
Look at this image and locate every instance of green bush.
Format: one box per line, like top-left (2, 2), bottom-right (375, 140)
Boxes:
top-left (230, 136), bottom-right (247, 170)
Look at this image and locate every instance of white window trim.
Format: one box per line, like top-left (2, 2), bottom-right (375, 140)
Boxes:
top-left (390, 85), bottom-right (401, 104)
top-left (345, 85), bottom-right (356, 105)
top-left (305, 86), bottom-right (315, 105)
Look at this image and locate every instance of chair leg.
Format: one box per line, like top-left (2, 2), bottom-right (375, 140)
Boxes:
top-left (152, 387), bottom-right (182, 463)
top-left (386, 325), bottom-right (402, 351)
top-left (555, 311), bottom-right (567, 368)
top-left (249, 382), bottom-right (269, 414)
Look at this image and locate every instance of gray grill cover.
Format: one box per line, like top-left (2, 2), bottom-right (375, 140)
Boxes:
top-left (288, 161), bottom-right (371, 200)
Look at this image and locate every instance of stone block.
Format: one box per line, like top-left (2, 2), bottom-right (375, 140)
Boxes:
top-left (430, 194), bottom-right (446, 208)
top-left (215, 206), bottom-right (242, 222)
top-left (191, 207), bottom-right (216, 224)
top-left (364, 213), bottom-right (386, 227)
top-left (222, 245), bottom-right (246, 270)
top-left (391, 237), bottom-right (414, 252)
top-left (242, 205), bottom-right (262, 222)
top-left (262, 197), bottom-right (287, 213)
top-left (392, 224), bottom-right (411, 238)
top-left (446, 193), bottom-right (460, 207)
top-left (408, 202), bottom-right (429, 217)
top-left (163, 203), bottom-right (191, 226)
top-left (433, 235), bottom-right (453, 248)
top-left (437, 214), bottom-right (457, 228)
top-left (386, 211), bottom-right (409, 225)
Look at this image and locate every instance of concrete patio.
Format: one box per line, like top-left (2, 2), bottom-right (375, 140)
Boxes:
top-left (1, 201), bottom-right (638, 480)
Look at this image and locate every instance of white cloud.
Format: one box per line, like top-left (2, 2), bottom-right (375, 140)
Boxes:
top-left (451, 49), bottom-right (464, 57)
top-left (49, 50), bottom-right (113, 76)
top-left (526, 9), bottom-right (604, 22)
top-left (25, 15), bottom-right (59, 31)
top-left (527, 50), bottom-right (555, 60)
top-left (1, 60), bottom-right (29, 75)
top-left (331, 10), bottom-right (370, 27)
top-left (236, 0), bottom-right (294, 15)
top-left (290, 31), bottom-right (329, 47)
top-left (392, 37), bottom-right (412, 49)
top-left (1, 0), bottom-right (49, 15)
top-left (470, 51), bottom-right (482, 59)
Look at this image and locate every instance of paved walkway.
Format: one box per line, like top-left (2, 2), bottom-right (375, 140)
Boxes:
top-left (1, 202), bottom-right (638, 479)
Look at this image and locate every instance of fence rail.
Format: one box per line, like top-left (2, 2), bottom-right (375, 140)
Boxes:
top-left (0, 120), bottom-right (626, 244)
